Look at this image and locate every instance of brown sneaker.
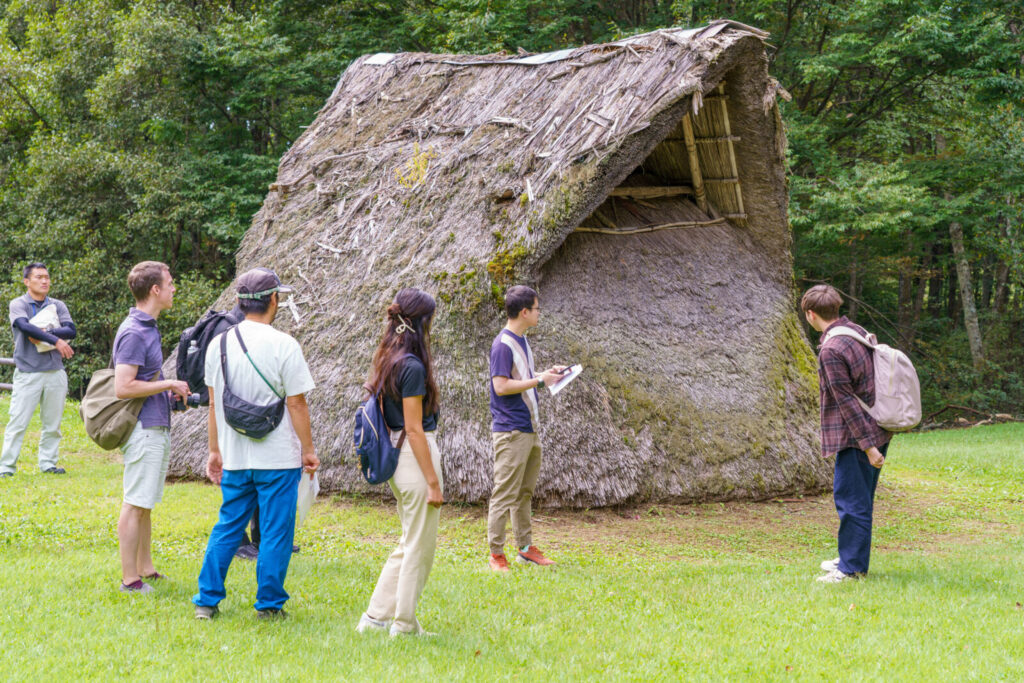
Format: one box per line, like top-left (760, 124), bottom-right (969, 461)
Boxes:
top-left (489, 553), bottom-right (510, 572)
top-left (517, 545), bottom-right (555, 566)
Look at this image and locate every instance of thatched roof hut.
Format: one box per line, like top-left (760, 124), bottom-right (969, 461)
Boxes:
top-left (168, 20), bottom-right (828, 506)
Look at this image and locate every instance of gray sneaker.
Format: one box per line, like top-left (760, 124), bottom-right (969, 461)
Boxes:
top-left (42, 466), bottom-right (66, 474)
top-left (820, 557), bottom-right (840, 572)
top-left (0, 472), bottom-right (13, 478)
top-left (119, 580), bottom-right (154, 594)
top-left (195, 605), bottom-right (219, 620)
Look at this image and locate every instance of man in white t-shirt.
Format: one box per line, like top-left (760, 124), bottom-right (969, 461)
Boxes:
top-left (191, 267), bottom-right (319, 620)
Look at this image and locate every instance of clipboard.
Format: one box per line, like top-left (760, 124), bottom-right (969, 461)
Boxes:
top-left (548, 364), bottom-right (583, 396)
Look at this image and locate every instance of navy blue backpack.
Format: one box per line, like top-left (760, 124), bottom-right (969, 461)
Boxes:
top-left (354, 392), bottom-right (406, 485)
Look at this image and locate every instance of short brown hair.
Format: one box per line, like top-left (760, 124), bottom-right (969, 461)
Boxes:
top-left (800, 284), bottom-right (843, 320)
top-left (128, 261), bottom-right (169, 302)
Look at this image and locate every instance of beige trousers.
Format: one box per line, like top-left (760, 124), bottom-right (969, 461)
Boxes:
top-left (366, 432), bottom-right (443, 633)
top-left (487, 430), bottom-right (542, 555)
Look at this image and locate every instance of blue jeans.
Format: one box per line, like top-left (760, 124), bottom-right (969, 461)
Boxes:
top-left (834, 442), bottom-right (889, 575)
top-left (193, 468), bottom-right (301, 611)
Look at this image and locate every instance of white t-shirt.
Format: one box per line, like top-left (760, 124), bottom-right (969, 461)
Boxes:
top-left (204, 320), bottom-right (316, 470)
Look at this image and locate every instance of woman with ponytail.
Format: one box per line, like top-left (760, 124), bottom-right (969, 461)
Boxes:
top-left (357, 288), bottom-right (444, 636)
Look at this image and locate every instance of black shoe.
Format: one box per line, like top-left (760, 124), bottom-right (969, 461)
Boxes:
top-left (256, 608), bottom-right (288, 620)
top-left (292, 545), bottom-right (300, 553)
top-left (234, 543), bottom-right (259, 560)
top-left (42, 467), bottom-right (66, 474)
top-left (0, 472), bottom-right (13, 478)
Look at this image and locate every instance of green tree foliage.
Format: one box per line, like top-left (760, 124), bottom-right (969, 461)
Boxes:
top-left (1, 0), bottom-right (1022, 413)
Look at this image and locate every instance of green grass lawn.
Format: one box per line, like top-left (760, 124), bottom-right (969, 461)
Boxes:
top-left (1, 397), bottom-right (1023, 680)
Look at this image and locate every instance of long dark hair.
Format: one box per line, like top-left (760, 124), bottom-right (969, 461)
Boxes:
top-left (365, 288), bottom-right (439, 414)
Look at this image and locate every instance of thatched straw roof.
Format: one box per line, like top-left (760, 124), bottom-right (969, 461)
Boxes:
top-left (168, 20), bottom-right (829, 506)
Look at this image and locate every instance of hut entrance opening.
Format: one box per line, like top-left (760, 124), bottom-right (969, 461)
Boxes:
top-left (537, 80), bottom-right (784, 419)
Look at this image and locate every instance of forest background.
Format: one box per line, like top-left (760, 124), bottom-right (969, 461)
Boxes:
top-left (1, 0), bottom-right (1022, 416)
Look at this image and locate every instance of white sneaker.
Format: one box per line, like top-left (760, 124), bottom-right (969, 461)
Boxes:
top-left (389, 623), bottom-right (437, 637)
top-left (356, 613), bottom-right (390, 633)
top-left (820, 557), bottom-right (840, 572)
top-left (816, 568), bottom-right (858, 584)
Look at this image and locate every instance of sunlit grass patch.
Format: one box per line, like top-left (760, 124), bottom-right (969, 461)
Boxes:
top-left (1, 397), bottom-right (1023, 679)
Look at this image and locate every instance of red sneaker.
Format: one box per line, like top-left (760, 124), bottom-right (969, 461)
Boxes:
top-left (489, 553), bottom-right (510, 572)
top-left (517, 545), bottom-right (555, 566)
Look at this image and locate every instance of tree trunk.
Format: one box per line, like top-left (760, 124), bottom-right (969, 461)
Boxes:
top-left (927, 243), bottom-right (943, 316)
top-left (995, 212), bottom-right (1012, 313)
top-left (949, 220), bottom-right (985, 370)
top-left (897, 256), bottom-right (913, 347)
top-left (947, 264), bottom-right (959, 323)
top-left (994, 261), bottom-right (1010, 314)
top-left (911, 242), bottom-right (933, 343)
top-left (847, 264), bottom-right (859, 321)
top-left (981, 257), bottom-right (994, 310)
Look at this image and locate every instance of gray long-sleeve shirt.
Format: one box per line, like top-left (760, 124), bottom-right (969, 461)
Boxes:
top-left (8, 294), bottom-right (74, 372)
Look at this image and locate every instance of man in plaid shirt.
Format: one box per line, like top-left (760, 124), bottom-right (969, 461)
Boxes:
top-left (801, 285), bottom-right (892, 584)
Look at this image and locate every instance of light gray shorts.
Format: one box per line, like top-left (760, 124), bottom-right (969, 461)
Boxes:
top-left (121, 423), bottom-right (170, 509)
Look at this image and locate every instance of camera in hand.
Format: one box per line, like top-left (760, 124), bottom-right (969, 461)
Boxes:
top-left (173, 393), bottom-right (201, 411)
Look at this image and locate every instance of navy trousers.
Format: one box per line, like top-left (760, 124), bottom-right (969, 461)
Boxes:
top-left (833, 442), bottom-right (889, 575)
top-left (193, 467), bottom-right (301, 611)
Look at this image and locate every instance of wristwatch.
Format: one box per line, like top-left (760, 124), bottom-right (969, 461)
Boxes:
top-left (536, 377), bottom-right (545, 389)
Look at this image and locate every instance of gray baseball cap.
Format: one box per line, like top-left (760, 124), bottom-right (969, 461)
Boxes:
top-left (236, 267), bottom-right (294, 300)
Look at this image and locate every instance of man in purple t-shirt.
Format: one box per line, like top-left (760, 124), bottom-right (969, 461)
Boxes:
top-left (112, 261), bottom-right (190, 594)
top-left (486, 285), bottom-right (565, 572)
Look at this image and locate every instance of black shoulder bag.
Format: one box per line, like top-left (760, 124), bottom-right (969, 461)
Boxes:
top-left (219, 326), bottom-right (286, 439)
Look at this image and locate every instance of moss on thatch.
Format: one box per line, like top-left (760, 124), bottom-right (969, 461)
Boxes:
top-left (167, 20), bottom-right (827, 506)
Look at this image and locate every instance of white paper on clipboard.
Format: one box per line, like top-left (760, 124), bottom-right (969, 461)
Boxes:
top-left (548, 364), bottom-right (583, 396)
top-left (28, 303), bottom-right (60, 353)
top-left (296, 471), bottom-right (320, 525)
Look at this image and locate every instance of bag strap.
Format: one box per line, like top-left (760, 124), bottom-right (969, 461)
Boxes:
top-left (232, 326), bottom-right (284, 400)
top-left (824, 326), bottom-right (876, 348)
top-left (376, 393), bottom-right (407, 449)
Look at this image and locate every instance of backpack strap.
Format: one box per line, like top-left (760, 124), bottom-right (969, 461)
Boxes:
top-left (220, 328), bottom-right (231, 388)
top-left (823, 326), bottom-right (877, 348)
top-left (233, 326), bottom-right (284, 400)
top-left (377, 394), bottom-right (407, 449)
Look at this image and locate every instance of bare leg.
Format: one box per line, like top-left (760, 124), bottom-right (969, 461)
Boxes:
top-left (136, 509), bottom-right (155, 576)
top-left (118, 503), bottom-right (146, 584)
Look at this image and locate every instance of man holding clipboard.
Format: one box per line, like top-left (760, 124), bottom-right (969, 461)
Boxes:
top-left (486, 285), bottom-right (567, 572)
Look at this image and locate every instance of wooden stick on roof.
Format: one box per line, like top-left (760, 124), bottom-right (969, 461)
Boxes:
top-left (717, 83), bottom-right (745, 217)
top-left (680, 112), bottom-right (708, 213)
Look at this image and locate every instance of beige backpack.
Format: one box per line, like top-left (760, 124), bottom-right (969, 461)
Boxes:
top-left (823, 326), bottom-right (922, 432)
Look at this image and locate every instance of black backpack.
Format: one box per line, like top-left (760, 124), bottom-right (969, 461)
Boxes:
top-left (176, 307), bottom-right (243, 405)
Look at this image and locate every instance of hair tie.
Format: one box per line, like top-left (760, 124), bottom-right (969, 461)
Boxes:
top-left (395, 316), bottom-right (415, 335)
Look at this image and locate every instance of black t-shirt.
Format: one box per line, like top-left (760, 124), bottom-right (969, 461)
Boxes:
top-left (382, 356), bottom-right (438, 432)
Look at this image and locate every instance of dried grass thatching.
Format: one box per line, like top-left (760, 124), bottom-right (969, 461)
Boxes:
top-left (167, 20), bottom-right (829, 506)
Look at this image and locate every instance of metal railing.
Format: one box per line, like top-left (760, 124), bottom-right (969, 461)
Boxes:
top-left (1, 357), bottom-right (13, 391)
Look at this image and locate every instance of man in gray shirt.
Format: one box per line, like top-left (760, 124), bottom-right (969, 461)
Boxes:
top-left (1, 262), bottom-right (76, 476)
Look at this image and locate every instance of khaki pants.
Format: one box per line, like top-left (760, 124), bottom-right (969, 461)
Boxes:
top-left (366, 433), bottom-right (443, 633)
top-left (487, 430), bottom-right (542, 555)
top-left (0, 368), bottom-right (68, 474)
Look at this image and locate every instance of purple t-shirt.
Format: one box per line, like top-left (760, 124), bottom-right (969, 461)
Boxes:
top-left (489, 329), bottom-right (536, 433)
top-left (113, 308), bottom-right (170, 429)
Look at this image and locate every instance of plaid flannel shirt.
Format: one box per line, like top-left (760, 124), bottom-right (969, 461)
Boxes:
top-left (817, 317), bottom-right (891, 457)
